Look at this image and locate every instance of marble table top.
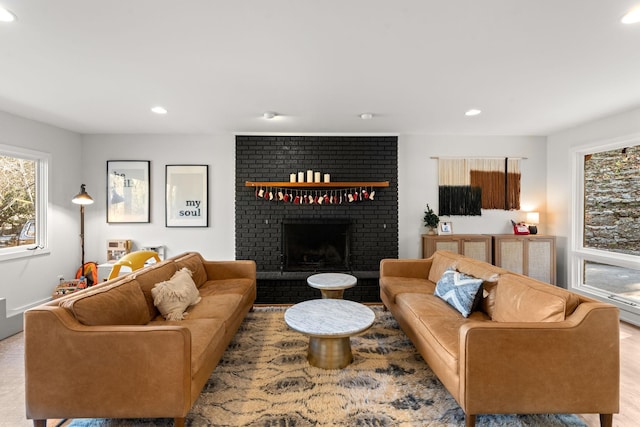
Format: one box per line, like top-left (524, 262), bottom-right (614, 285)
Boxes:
top-left (306, 272), bottom-right (357, 290)
top-left (284, 299), bottom-right (375, 338)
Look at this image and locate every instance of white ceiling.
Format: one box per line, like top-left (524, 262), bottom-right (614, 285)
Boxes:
top-left (1, 0), bottom-right (640, 136)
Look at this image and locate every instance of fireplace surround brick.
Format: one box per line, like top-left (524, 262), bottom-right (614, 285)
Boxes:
top-left (235, 135), bottom-right (398, 304)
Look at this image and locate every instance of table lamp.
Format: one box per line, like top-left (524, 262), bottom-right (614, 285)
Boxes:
top-left (526, 211), bottom-right (539, 235)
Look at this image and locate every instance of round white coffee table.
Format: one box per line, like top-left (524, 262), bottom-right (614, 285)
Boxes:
top-left (284, 299), bottom-right (375, 369)
top-left (306, 272), bottom-right (357, 299)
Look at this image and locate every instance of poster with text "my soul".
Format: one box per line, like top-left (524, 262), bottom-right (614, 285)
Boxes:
top-left (166, 165), bottom-right (208, 227)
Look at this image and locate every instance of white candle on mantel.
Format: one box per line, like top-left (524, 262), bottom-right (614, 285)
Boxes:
top-left (290, 173), bottom-right (296, 183)
top-left (298, 171), bottom-right (304, 182)
top-left (314, 172), bottom-right (321, 182)
top-left (307, 170), bottom-right (313, 182)
top-left (324, 174), bottom-right (330, 183)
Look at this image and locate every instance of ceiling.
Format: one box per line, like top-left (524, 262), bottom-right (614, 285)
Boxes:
top-left (1, 0), bottom-right (639, 136)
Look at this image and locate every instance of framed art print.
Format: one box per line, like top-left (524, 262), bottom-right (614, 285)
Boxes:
top-left (438, 221), bottom-right (453, 235)
top-left (107, 160), bottom-right (150, 223)
top-left (165, 164), bottom-right (209, 227)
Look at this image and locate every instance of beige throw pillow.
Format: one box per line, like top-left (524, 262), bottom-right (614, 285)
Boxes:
top-left (151, 267), bottom-right (201, 320)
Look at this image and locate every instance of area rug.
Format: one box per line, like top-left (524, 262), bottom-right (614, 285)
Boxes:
top-left (68, 306), bottom-right (586, 427)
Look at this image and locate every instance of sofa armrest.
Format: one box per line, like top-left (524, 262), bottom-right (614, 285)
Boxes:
top-left (380, 258), bottom-right (433, 279)
top-left (25, 306), bottom-right (192, 419)
top-left (203, 260), bottom-right (256, 281)
top-left (458, 302), bottom-right (620, 415)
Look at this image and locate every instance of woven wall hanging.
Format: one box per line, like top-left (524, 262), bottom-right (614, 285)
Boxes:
top-left (437, 158), bottom-right (521, 216)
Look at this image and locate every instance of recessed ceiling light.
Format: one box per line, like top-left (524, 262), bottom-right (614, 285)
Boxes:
top-left (360, 113), bottom-right (374, 120)
top-left (263, 112), bottom-right (277, 119)
top-left (621, 6), bottom-right (640, 24)
top-left (151, 106), bottom-right (168, 115)
top-left (0, 6), bottom-right (16, 22)
top-left (465, 109), bottom-right (482, 116)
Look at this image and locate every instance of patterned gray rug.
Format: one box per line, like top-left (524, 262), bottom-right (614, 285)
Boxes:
top-left (69, 306), bottom-right (586, 426)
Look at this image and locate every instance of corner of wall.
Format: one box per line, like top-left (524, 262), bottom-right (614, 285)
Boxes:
top-left (0, 298), bottom-right (24, 340)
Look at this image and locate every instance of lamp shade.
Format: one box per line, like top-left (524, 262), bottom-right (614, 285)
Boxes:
top-left (526, 211), bottom-right (539, 225)
top-left (72, 184), bottom-right (94, 205)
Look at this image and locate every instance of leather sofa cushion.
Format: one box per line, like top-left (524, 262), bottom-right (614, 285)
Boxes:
top-left (133, 261), bottom-right (178, 319)
top-left (185, 293), bottom-right (244, 321)
top-left (198, 278), bottom-right (256, 307)
top-left (173, 252), bottom-right (208, 287)
top-left (456, 258), bottom-right (505, 282)
top-left (199, 278), bottom-right (255, 296)
top-left (379, 277), bottom-right (435, 304)
top-left (62, 280), bottom-right (150, 326)
top-left (396, 293), bottom-right (490, 373)
top-left (148, 318), bottom-right (226, 376)
top-left (428, 251), bottom-right (465, 283)
top-left (380, 258), bottom-right (433, 279)
top-left (481, 281), bottom-right (499, 317)
top-left (397, 292), bottom-right (464, 319)
top-left (492, 274), bottom-right (580, 322)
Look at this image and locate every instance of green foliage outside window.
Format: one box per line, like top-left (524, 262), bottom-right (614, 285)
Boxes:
top-left (0, 155), bottom-right (36, 247)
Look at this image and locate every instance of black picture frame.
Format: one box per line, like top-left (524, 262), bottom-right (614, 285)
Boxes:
top-left (106, 160), bottom-right (150, 223)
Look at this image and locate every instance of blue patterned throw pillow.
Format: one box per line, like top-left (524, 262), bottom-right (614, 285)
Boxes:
top-left (434, 268), bottom-right (483, 317)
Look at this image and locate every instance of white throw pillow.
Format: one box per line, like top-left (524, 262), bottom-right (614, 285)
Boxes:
top-left (151, 268), bottom-right (201, 320)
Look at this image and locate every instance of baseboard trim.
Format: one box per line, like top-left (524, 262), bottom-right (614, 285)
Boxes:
top-left (1, 297), bottom-right (51, 340)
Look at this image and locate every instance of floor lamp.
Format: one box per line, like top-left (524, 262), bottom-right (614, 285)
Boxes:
top-left (72, 184), bottom-right (94, 268)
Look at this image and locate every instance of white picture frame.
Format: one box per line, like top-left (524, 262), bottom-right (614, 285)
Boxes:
top-left (438, 221), bottom-right (453, 235)
top-left (165, 164), bottom-right (209, 227)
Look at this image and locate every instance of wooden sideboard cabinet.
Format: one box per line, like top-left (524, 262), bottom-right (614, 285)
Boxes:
top-left (422, 234), bottom-right (492, 263)
top-left (492, 235), bottom-right (556, 284)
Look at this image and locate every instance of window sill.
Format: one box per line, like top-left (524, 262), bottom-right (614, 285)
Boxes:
top-left (0, 247), bottom-right (50, 262)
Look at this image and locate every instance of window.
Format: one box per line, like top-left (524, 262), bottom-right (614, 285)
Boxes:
top-left (0, 144), bottom-right (49, 261)
top-left (571, 137), bottom-right (640, 323)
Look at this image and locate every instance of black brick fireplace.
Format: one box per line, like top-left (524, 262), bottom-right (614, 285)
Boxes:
top-left (235, 135), bottom-right (398, 304)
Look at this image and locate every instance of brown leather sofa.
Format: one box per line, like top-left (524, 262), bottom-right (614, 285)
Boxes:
top-left (380, 250), bottom-right (619, 427)
top-left (24, 252), bottom-right (256, 427)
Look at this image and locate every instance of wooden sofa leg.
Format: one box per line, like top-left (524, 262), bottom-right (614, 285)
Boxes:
top-left (174, 417), bottom-right (186, 427)
top-left (32, 421), bottom-right (46, 427)
top-left (599, 414), bottom-right (613, 427)
top-left (465, 414), bottom-right (476, 427)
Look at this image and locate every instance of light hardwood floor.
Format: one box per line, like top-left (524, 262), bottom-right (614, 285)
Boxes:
top-left (578, 321), bottom-right (640, 426)
top-left (1, 321), bottom-right (638, 426)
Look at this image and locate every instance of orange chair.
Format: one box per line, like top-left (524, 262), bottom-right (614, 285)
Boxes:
top-left (107, 250), bottom-right (161, 280)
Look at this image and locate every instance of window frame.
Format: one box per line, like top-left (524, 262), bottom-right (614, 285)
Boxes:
top-left (0, 144), bottom-right (50, 261)
top-left (570, 134), bottom-right (640, 323)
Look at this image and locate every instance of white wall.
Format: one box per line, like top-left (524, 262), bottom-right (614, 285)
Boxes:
top-left (83, 133), bottom-right (549, 263)
top-left (547, 106), bottom-right (640, 286)
top-left (0, 111), bottom-right (82, 338)
top-left (398, 135), bottom-right (548, 259)
top-left (81, 134), bottom-right (236, 264)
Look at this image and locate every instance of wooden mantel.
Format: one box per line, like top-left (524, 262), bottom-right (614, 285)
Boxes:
top-left (245, 181), bottom-right (390, 188)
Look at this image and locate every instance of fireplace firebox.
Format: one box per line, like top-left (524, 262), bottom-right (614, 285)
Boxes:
top-left (281, 219), bottom-right (351, 272)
